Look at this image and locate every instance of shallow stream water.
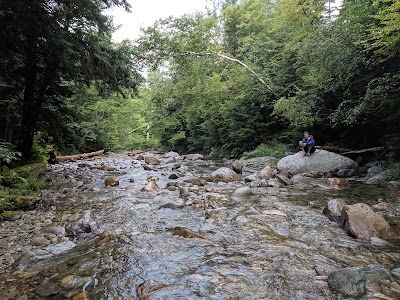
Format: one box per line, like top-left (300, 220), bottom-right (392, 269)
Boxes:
top-left (0, 153), bottom-right (399, 299)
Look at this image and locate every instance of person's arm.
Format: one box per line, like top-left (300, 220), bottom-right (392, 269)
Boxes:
top-left (307, 136), bottom-right (315, 145)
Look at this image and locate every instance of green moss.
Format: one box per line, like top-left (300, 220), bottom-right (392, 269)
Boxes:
top-left (242, 143), bottom-right (291, 159)
top-left (1, 210), bottom-right (21, 221)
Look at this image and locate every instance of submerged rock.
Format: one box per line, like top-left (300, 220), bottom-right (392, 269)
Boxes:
top-left (104, 178), bottom-right (119, 187)
top-left (277, 150), bottom-right (358, 175)
top-left (323, 199), bottom-right (347, 221)
top-left (169, 226), bottom-right (207, 239)
top-left (210, 167), bottom-right (241, 182)
top-left (339, 203), bottom-right (395, 240)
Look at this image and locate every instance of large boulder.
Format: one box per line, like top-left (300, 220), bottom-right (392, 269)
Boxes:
top-left (232, 156), bottom-right (279, 174)
top-left (365, 172), bottom-right (390, 185)
top-left (277, 150), bottom-right (358, 175)
top-left (210, 167), bottom-right (241, 182)
top-left (339, 203), bottom-right (396, 240)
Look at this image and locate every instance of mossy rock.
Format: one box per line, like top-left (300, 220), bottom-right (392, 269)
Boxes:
top-left (0, 194), bottom-right (40, 214)
top-left (1, 210), bottom-right (22, 221)
top-left (1, 163), bottom-right (46, 186)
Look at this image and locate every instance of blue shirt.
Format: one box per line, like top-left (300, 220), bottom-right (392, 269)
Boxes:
top-left (302, 135), bottom-right (315, 146)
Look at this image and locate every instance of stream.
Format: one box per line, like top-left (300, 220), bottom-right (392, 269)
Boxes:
top-left (0, 152), bottom-right (400, 300)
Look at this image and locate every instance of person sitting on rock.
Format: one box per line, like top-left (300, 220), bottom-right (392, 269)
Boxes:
top-left (299, 131), bottom-right (316, 157)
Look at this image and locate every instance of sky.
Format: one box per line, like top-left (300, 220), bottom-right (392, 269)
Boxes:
top-left (106, 0), bottom-right (209, 42)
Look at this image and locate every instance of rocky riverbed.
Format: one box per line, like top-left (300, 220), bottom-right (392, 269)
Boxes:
top-left (0, 151), bottom-right (400, 299)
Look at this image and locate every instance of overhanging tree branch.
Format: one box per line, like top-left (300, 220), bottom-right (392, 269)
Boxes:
top-left (179, 51), bottom-right (276, 95)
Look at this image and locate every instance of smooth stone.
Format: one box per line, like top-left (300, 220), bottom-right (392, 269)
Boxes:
top-left (41, 225), bottom-right (66, 236)
top-left (232, 156), bottom-right (279, 174)
top-left (35, 279), bottom-right (58, 297)
top-left (210, 167), bottom-right (241, 182)
top-left (323, 199), bottom-right (347, 221)
top-left (164, 157), bottom-right (176, 164)
top-left (45, 241), bottom-right (76, 255)
top-left (232, 186), bottom-right (254, 197)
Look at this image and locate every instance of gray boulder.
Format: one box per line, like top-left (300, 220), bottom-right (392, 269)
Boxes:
top-left (328, 267), bottom-right (365, 297)
top-left (365, 172), bottom-right (390, 185)
top-left (232, 156), bottom-right (279, 174)
top-left (210, 167), bottom-right (241, 182)
top-left (232, 186), bottom-right (254, 197)
top-left (277, 150), bottom-right (358, 175)
top-left (66, 210), bottom-right (94, 238)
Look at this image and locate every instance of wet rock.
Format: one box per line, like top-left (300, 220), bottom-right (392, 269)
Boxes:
top-left (41, 225), bottom-right (66, 237)
top-left (314, 264), bottom-right (336, 276)
top-left (159, 202), bottom-right (183, 210)
top-left (137, 154), bottom-right (145, 160)
top-left (61, 275), bottom-right (93, 289)
top-left (144, 156), bottom-right (161, 165)
top-left (327, 178), bottom-right (347, 186)
top-left (365, 172), bottom-right (389, 185)
top-left (391, 268), bottom-right (400, 280)
top-left (232, 156), bottom-right (279, 174)
top-left (277, 150), bottom-right (358, 175)
top-left (66, 210), bottom-right (93, 237)
top-left (168, 173), bottom-right (179, 180)
top-left (244, 174), bottom-right (257, 182)
top-left (143, 165), bottom-right (154, 171)
top-left (260, 166), bottom-right (275, 179)
top-left (140, 178), bottom-right (159, 192)
top-left (46, 241), bottom-right (77, 255)
top-left (163, 157), bottom-right (176, 164)
top-left (323, 199), bottom-right (347, 221)
top-left (35, 279), bottom-right (58, 297)
top-left (210, 167), bottom-right (241, 182)
top-left (232, 186), bottom-right (254, 197)
top-left (388, 180), bottom-right (400, 188)
top-left (169, 226), bottom-right (207, 239)
top-left (337, 168), bottom-right (356, 178)
top-left (136, 280), bottom-right (168, 300)
top-left (276, 174), bottom-right (292, 186)
top-left (73, 291), bottom-right (89, 300)
top-left (101, 166), bottom-right (116, 171)
top-left (339, 203), bottom-right (396, 240)
top-left (129, 178), bottom-right (135, 183)
top-left (104, 178), bottom-right (119, 187)
top-left (362, 264), bottom-right (390, 289)
top-left (185, 154), bottom-right (204, 160)
top-left (328, 267), bottom-right (365, 297)
top-left (184, 177), bottom-right (206, 186)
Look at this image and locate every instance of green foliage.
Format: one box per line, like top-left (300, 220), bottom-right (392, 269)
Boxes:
top-left (0, 141), bottom-right (20, 165)
top-left (242, 143), bottom-right (290, 159)
top-left (385, 163), bottom-right (400, 181)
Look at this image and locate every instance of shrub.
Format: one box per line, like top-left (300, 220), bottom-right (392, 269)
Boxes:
top-left (242, 143), bottom-right (290, 159)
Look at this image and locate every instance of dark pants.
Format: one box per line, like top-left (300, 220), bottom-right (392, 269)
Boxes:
top-left (303, 145), bottom-right (316, 154)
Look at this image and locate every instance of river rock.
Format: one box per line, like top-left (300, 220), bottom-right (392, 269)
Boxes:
top-left (169, 173), bottom-right (179, 180)
top-left (336, 168), bottom-right (356, 178)
top-left (143, 165), bottom-right (154, 171)
top-left (232, 156), bottom-right (279, 174)
top-left (104, 178), bottom-right (119, 187)
top-left (367, 165), bottom-right (383, 176)
top-left (185, 154), bottom-right (204, 160)
top-left (277, 150), bottom-right (358, 175)
top-left (328, 267), bottom-right (365, 297)
top-left (144, 156), bottom-right (161, 165)
top-left (164, 151), bottom-right (179, 158)
top-left (365, 172), bottom-right (389, 185)
top-left (35, 279), bottom-right (58, 297)
top-left (260, 166), bottom-right (275, 179)
top-left (232, 186), bottom-right (254, 197)
top-left (45, 241), bottom-right (77, 255)
top-left (392, 268), bottom-right (400, 280)
top-left (323, 199), bottom-right (347, 221)
top-left (163, 157), bottom-right (176, 164)
top-left (66, 210), bottom-right (93, 238)
top-left (169, 226), bottom-right (207, 239)
top-left (276, 174), bottom-right (292, 186)
top-left (210, 167), bottom-right (241, 182)
top-left (41, 225), bottom-right (66, 237)
top-left (339, 203), bottom-right (395, 240)
top-left (388, 180), bottom-right (400, 188)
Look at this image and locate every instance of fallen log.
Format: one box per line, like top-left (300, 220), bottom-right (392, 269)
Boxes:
top-left (341, 147), bottom-right (386, 155)
top-left (315, 146), bottom-right (351, 153)
top-left (56, 150), bottom-right (104, 162)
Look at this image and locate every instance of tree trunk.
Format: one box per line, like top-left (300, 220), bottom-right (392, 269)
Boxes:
top-left (19, 33), bottom-right (38, 159)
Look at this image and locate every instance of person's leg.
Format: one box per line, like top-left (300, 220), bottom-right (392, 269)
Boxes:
top-left (305, 145), bottom-right (312, 156)
top-left (310, 146), bottom-right (316, 154)
top-left (299, 141), bottom-right (306, 154)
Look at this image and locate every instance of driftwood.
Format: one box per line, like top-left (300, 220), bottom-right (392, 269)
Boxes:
top-left (316, 145), bottom-right (390, 155)
top-left (56, 150), bottom-right (104, 162)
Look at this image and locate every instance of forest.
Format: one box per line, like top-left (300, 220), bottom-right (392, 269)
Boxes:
top-left (0, 0), bottom-right (399, 160)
